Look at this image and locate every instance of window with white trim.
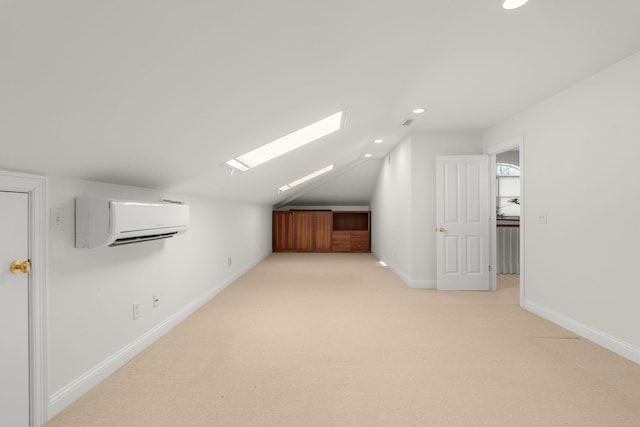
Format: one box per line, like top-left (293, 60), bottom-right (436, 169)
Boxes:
top-left (497, 163), bottom-right (520, 218)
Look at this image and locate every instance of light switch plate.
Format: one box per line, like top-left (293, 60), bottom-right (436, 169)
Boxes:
top-left (51, 207), bottom-right (64, 231)
top-left (538, 212), bottom-right (547, 224)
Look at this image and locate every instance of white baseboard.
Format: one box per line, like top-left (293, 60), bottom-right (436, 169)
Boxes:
top-left (48, 251), bottom-right (271, 420)
top-left (386, 263), bottom-right (411, 286)
top-left (370, 250), bottom-right (435, 289)
top-left (524, 299), bottom-right (640, 365)
top-left (409, 279), bottom-right (437, 289)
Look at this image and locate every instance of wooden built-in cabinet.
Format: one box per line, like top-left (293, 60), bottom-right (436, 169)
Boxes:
top-left (273, 210), bottom-right (370, 253)
top-left (273, 211), bottom-right (332, 252)
top-left (331, 211), bottom-right (370, 252)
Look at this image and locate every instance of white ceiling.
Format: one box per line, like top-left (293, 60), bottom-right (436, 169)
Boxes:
top-left (2, 1), bottom-right (640, 206)
top-left (278, 159), bottom-right (383, 207)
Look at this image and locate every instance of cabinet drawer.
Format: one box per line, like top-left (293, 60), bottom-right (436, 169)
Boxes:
top-left (350, 241), bottom-right (368, 251)
top-left (350, 231), bottom-right (369, 252)
top-left (332, 242), bottom-right (350, 252)
top-left (350, 231), bottom-right (368, 240)
top-left (332, 232), bottom-right (350, 252)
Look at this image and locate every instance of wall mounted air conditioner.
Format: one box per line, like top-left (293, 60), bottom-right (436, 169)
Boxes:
top-left (75, 197), bottom-right (189, 248)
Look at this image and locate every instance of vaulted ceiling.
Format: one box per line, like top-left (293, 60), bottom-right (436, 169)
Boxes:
top-left (3, 1), bottom-right (640, 206)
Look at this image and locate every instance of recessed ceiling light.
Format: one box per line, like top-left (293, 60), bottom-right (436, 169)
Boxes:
top-left (502, 0), bottom-right (529, 10)
top-left (364, 154), bottom-right (373, 158)
top-left (278, 164), bottom-right (335, 192)
top-left (227, 111), bottom-right (344, 171)
top-left (412, 108), bottom-right (425, 114)
top-left (374, 139), bottom-right (383, 144)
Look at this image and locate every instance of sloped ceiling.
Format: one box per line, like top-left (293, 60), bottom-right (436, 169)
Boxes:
top-left (2, 1), bottom-right (640, 206)
top-left (278, 159), bottom-right (383, 207)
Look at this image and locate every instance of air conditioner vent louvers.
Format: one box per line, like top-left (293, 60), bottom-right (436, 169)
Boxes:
top-left (401, 119), bottom-right (414, 126)
top-left (110, 232), bottom-right (179, 246)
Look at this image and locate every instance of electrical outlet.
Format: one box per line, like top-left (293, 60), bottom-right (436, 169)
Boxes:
top-left (153, 295), bottom-right (159, 309)
top-left (133, 303), bottom-right (141, 320)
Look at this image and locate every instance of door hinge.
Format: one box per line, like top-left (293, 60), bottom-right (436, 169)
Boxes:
top-left (489, 265), bottom-right (492, 272)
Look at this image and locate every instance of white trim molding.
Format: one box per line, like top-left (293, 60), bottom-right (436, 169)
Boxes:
top-left (485, 135), bottom-right (524, 156)
top-left (48, 250), bottom-right (271, 419)
top-left (524, 299), bottom-right (640, 365)
top-left (485, 134), bottom-right (525, 307)
top-left (0, 170), bottom-right (49, 426)
top-left (371, 250), bottom-right (436, 289)
top-left (409, 279), bottom-right (437, 290)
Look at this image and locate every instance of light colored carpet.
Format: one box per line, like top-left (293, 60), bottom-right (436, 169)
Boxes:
top-left (47, 253), bottom-right (640, 426)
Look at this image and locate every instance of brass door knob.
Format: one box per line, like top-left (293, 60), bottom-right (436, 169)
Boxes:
top-left (10, 260), bottom-right (31, 274)
top-left (438, 228), bottom-right (445, 233)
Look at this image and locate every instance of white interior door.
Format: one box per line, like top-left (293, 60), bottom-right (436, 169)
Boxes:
top-left (0, 191), bottom-right (30, 426)
top-left (436, 156), bottom-right (490, 291)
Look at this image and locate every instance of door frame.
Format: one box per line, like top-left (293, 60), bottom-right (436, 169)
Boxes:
top-left (485, 135), bottom-right (525, 307)
top-left (0, 170), bottom-right (48, 426)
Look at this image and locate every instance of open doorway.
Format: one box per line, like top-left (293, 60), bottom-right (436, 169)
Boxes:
top-left (486, 136), bottom-right (525, 307)
top-left (496, 152), bottom-right (520, 277)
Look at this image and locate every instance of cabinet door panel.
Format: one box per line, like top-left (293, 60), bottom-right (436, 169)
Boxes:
top-left (314, 212), bottom-right (332, 252)
top-left (293, 211), bottom-right (315, 251)
top-left (273, 211), bottom-right (295, 251)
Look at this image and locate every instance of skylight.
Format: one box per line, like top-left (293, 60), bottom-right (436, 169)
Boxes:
top-left (227, 111), bottom-right (344, 171)
top-left (278, 164), bottom-right (335, 193)
top-left (226, 159), bottom-right (249, 172)
top-left (502, 0), bottom-right (529, 10)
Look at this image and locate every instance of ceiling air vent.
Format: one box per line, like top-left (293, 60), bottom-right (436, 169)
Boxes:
top-left (401, 118), bottom-right (414, 126)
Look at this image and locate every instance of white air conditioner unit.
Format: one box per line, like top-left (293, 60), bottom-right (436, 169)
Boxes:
top-left (75, 197), bottom-right (189, 248)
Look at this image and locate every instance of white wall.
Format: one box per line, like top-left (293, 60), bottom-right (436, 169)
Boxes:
top-left (483, 50), bottom-right (640, 363)
top-left (370, 132), bottom-right (483, 287)
top-left (370, 136), bottom-right (413, 283)
top-left (48, 176), bottom-right (272, 415)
